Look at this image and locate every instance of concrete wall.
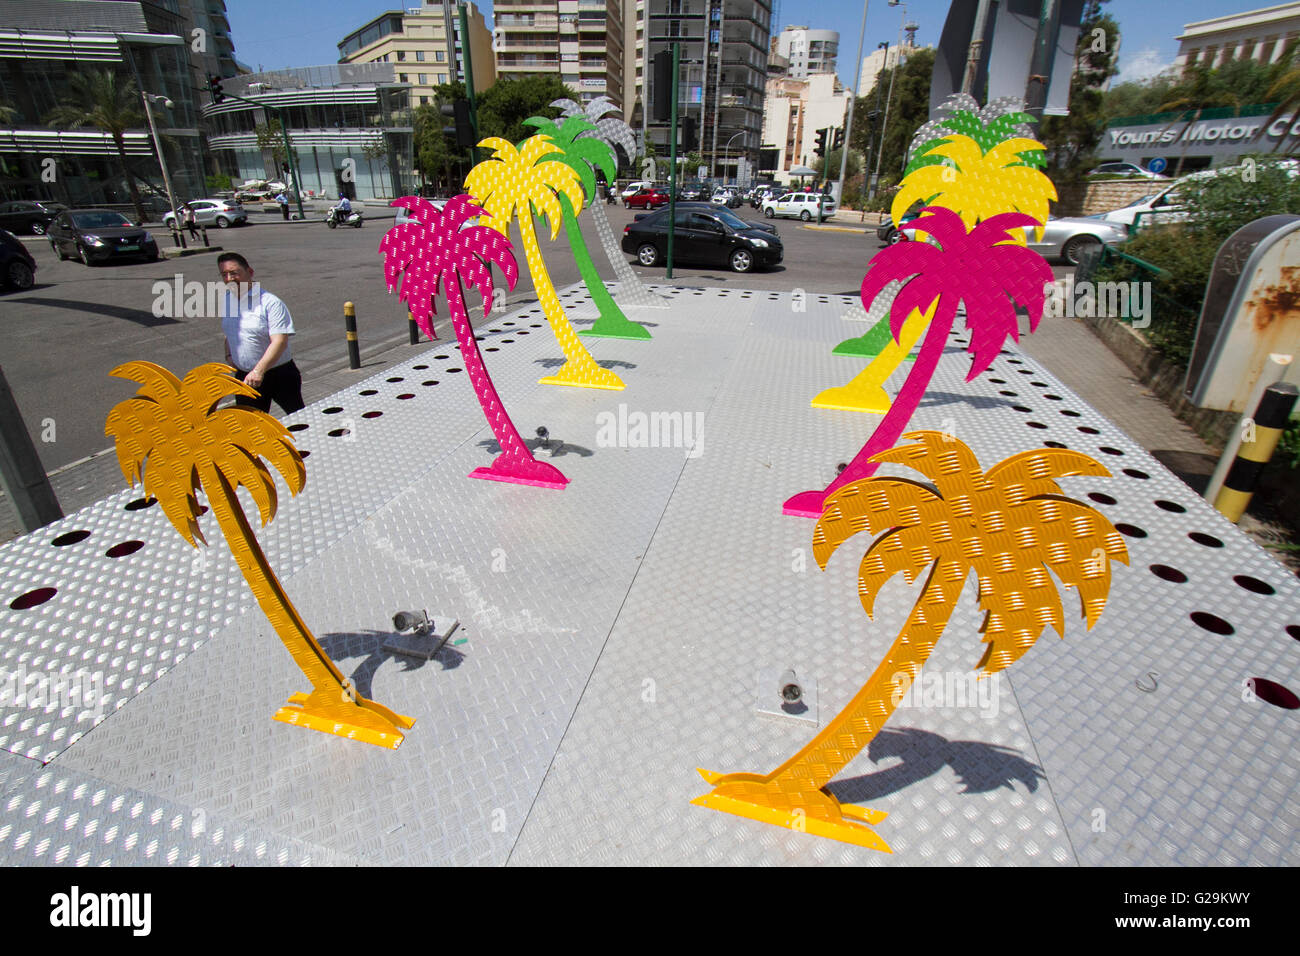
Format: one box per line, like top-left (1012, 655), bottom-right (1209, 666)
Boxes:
top-left (1054, 179), bottom-right (1164, 217)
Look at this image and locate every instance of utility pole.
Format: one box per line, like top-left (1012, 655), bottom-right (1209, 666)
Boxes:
top-left (961, 0), bottom-right (993, 96)
top-left (836, 0), bottom-right (871, 207)
top-left (667, 41), bottom-right (680, 279)
top-left (459, 2), bottom-right (481, 165)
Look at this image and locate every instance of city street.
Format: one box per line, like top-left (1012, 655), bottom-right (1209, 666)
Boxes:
top-left (2, 203), bottom-right (1069, 476)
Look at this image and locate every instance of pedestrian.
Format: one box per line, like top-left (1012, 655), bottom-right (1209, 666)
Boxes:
top-left (182, 203), bottom-right (198, 242)
top-left (217, 252), bottom-right (305, 415)
top-left (276, 190), bottom-right (290, 221)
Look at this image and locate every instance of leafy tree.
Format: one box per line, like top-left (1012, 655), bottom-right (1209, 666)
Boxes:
top-left (813, 147), bottom-right (861, 181)
top-left (1037, 0), bottom-right (1119, 189)
top-left (413, 81), bottom-right (470, 193)
top-left (45, 69), bottom-right (146, 223)
top-left (475, 74), bottom-right (577, 145)
top-left (254, 117), bottom-right (286, 169)
top-left (849, 48), bottom-right (935, 189)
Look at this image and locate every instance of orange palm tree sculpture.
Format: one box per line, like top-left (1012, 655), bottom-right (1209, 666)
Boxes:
top-left (697, 431), bottom-right (1128, 851)
top-left (105, 361), bottom-right (415, 748)
top-left (465, 134), bottom-right (624, 390)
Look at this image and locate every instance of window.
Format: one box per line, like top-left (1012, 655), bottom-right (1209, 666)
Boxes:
top-left (419, 74), bottom-right (428, 83)
top-left (420, 96), bottom-right (429, 105)
top-left (397, 51), bottom-right (406, 61)
top-left (435, 50), bottom-right (445, 61)
top-left (416, 50), bottom-right (425, 61)
top-left (437, 73), bottom-right (446, 83)
top-left (399, 73), bottom-right (408, 82)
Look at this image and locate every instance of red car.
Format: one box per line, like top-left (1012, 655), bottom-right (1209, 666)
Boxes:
top-left (625, 188), bottom-right (670, 209)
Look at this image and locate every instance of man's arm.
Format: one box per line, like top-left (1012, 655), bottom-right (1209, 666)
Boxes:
top-left (244, 334), bottom-right (290, 389)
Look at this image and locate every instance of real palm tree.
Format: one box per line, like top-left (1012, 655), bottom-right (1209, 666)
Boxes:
top-left (521, 115), bottom-right (651, 340)
top-left (784, 206), bottom-right (1055, 517)
top-left (698, 430), bottom-right (1128, 851)
top-left (551, 95), bottom-right (668, 311)
top-left (46, 70), bottom-right (147, 225)
top-left (465, 134), bottom-right (625, 391)
top-left (1263, 39), bottom-right (1300, 155)
top-left (105, 361), bottom-right (415, 748)
top-left (380, 194), bottom-right (568, 489)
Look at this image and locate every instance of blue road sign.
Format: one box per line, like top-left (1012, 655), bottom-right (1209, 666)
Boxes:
top-left (1148, 157), bottom-right (1168, 174)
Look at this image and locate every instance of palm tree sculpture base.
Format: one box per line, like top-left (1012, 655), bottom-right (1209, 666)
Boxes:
top-left (812, 302), bottom-right (933, 414)
top-left (273, 693), bottom-right (414, 749)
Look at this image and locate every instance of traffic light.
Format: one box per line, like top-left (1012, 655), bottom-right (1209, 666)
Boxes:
top-left (208, 74), bottom-right (224, 105)
top-left (682, 116), bottom-right (698, 152)
top-left (813, 127), bottom-right (828, 158)
top-left (440, 99), bottom-right (474, 147)
top-left (652, 50), bottom-right (673, 122)
top-left (833, 127), bottom-right (844, 151)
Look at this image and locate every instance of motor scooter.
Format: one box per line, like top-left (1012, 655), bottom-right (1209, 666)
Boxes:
top-left (325, 205), bottom-right (364, 228)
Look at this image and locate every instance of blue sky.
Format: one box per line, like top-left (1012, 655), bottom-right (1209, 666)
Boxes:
top-left (226, 0), bottom-right (1242, 88)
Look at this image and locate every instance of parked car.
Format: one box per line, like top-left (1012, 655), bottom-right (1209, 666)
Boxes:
top-left (1088, 161), bottom-right (1170, 180)
top-left (620, 180), bottom-right (655, 202)
top-left (47, 209), bottom-right (159, 265)
top-left (880, 207), bottom-right (1129, 264)
top-left (625, 187), bottom-right (671, 210)
top-left (762, 191), bottom-right (837, 221)
top-left (710, 189), bottom-right (744, 208)
top-left (161, 198), bottom-right (247, 229)
top-left (0, 229), bottom-right (37, 290)
top-left (678, 182), bottom-right (708, 201)
top-left (670, 202), bottom-right (778, 235)
top-left (394, 199), bottom-right (445, 227)
top-left (0, 200), bottom-right (66, 236)
top-left (622, 204), bottom-right (783, 272)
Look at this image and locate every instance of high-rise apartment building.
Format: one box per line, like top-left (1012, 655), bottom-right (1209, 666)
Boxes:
top-left (633, 0), bottom-right (773, 182)
top-left (774, 25), bottom-right (837, 78)
top-left (339, 2), bottom-right (495, 108)
top-left (492, 0), bottom-right (625, 109)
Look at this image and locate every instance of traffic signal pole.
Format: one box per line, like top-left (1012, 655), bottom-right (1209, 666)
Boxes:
top-left (666, 41), bottom-right (680, 279)
top-left (458, 2), bottom-right (480, 166)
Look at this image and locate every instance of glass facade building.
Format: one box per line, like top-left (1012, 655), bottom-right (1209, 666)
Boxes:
top-left (202, 65), bottom-right (415, 200)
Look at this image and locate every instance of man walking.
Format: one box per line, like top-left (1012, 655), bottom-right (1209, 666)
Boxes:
top-left (217, 252), bottom-right (305, 415)
top-left (276, 190), bottom-right (290, 221)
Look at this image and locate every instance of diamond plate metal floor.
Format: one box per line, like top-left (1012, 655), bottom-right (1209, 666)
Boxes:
top-left (1, 284), bottom-right (1296, 865)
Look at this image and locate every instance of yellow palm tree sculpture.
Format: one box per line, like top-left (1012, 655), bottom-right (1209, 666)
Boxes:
top-left (105, 361), bottom-right (415, 748)
top-left (890, 134), bottom-right (1056, 244)
top-left (696, 431), bottom-right (1128, 851)
top-left (465, 134), bottom-right (624, 390)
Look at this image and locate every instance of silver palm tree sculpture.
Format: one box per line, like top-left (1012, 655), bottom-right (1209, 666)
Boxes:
top-left (551, 96), bottom-right (668, 310)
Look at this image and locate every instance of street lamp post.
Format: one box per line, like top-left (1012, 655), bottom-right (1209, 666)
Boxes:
top-left (142, 91), bottom-right (184, 248)
top-left (835, 0), bottom-right (871, 208)
top-left (722, 130), bottom-right (744, 183)
top-left (872, 0), bottom-right (907, 194)
top-left (865, 42), bottom-right (889, 198)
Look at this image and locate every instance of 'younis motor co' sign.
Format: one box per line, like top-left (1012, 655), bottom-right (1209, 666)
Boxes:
top-left (1099, 106), bottom-right (1300, 169)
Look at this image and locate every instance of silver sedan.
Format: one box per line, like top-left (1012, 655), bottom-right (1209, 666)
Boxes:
top-left (1026, 216), bottom-right (1130, 265)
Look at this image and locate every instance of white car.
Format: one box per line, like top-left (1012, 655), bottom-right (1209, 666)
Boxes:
top-left (394, 199), bottom-right (446, 227)
top-left (1097, 160), bottom-right (1298, 231)
top-left (762, 191), bottom-right (837, 221)
top-left (161, 198), bottom-right (247, 229)
top-left (1089, 162), bottom-right (1170, 180)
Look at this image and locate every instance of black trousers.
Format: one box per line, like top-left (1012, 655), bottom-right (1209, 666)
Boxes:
top-left (234, 361), bottom-right (305, 415)
top-left (280, 204), bottom-right (290, 220)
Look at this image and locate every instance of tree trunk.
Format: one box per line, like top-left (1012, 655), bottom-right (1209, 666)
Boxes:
top-left (199, 464), bottom-right (413, 742)
top-left (115, 133), bottom-right (147, 226)
top-left (444, 276), bottom-right (568, 488)
top-left (517, 209), bottom-right (624, 390)
top-left (558, 193), bottom-right (651, 340)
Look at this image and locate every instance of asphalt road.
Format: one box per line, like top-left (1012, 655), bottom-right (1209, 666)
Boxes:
top-left (1, 204), bottom-right (1068, 473)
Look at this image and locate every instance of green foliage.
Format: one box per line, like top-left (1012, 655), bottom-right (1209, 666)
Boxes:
top-left (205, 173), bottom-right (233, 193)
top-left (413, 81), bottom-right (469, 193)
top-left (1278, 418), bottom-right (1300, 471)
top-left (476, 75), bottom-right (576, 145)
top-left (45, 69), bottom-right (146, 223)
top-left (1094, 157), bottom-right (1300, 365)
top-left (254, 118), bottom-right (285, 165)
top-left (813, 148), bottom-right (861, 181)
top-left (1038, 1), bottom-right (1118, 190)
top-left (850, 48), bottom-right (936, 187)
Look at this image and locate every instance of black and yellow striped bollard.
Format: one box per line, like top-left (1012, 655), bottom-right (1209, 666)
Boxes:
top-left (344, 301), bottom-right (361, 369)
top-left (1214, 382), bottom-right (1298, 523)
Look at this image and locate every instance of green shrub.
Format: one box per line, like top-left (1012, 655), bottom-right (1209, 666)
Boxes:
top-left (205, 173), bottom-right (233, 193)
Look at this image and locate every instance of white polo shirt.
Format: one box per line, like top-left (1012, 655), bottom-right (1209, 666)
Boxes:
top-left (220, 284), bottom-right (294, 372)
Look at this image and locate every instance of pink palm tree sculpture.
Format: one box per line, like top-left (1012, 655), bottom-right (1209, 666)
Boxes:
top-left (784, 206), bottom-right (1054, 517)
top-left (380, 194), bottom-right (568, 490)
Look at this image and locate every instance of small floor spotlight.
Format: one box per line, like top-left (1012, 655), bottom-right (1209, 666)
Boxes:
top-left (392, 609), bottom-right (432, 634)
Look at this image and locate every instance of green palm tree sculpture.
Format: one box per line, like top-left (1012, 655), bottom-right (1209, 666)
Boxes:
top-left (551, 95), bottom-right (668, 311)
top-left (521, 115), bottom-right (652, 340)
top-left (46, 70), bottom-right (147, 225)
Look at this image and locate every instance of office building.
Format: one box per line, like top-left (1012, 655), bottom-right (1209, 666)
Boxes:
top-left (492, 0), bottom-right (625, 109)
top-left (774, 25), bottom-right (837, 78)
top-left (339, 2), bottom-right (495, 107)
top-left (1175, 2), bottom-right (1300, 70)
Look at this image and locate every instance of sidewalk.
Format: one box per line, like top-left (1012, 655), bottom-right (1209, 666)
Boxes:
top-left (0, 281), bottom-right (1296, 866)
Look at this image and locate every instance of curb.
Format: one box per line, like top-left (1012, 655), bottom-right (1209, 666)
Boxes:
top-left (161, 245), bottom-right (224, 259)
top-left (802, 223), bottom-right (869, 234)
